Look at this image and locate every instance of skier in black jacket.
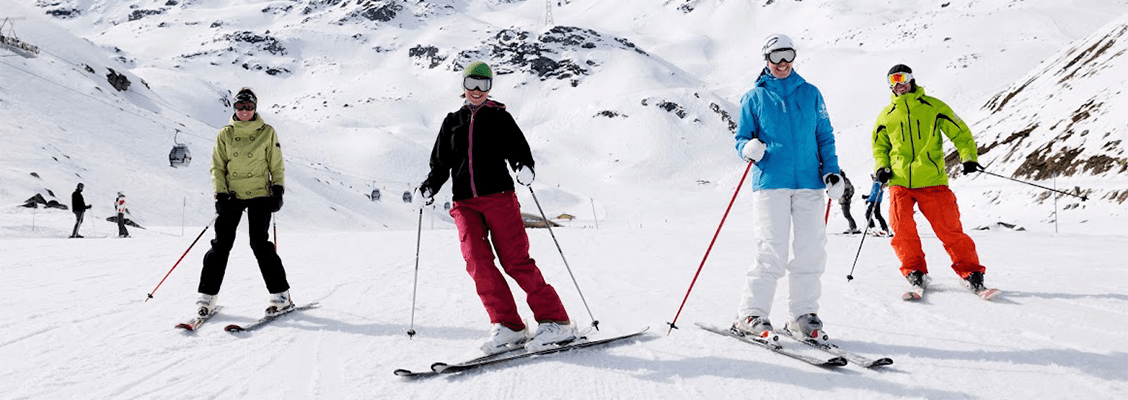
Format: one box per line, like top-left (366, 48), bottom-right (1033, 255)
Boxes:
top-left (70, 183), bottom-right (91, 238)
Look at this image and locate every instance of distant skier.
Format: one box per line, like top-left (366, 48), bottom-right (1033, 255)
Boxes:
top-left (70, 183), bottom-right (91, 238)
top-left (193, 87), bottom-right (293, 319)
top-left (871, 64), bottom-right (990, 294)
top-left (863, 174), bottom-right (890, 236)
top-left (114, 191), bottom-right (129, 238)
top-left (731, 34), bottom-right (843, 341)
top-left (416, 61), bottom-right (576, 354)
top-left (838, 170), bottom-right (859, 234)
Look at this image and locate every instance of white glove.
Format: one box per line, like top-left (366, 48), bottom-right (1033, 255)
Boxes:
top-left (413, 186), bottom-right (434, 208)
top-left (741, 139), bottom-right (766, 163)
top-left (515, 165), bottom-right (535, 186)
top-left (824, 173), bottom-right (845, 201)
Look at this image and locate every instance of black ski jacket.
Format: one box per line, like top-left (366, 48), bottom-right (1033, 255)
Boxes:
top-left (72, 190), bottom-right (89, 214)
top-left (422, 100), bottom-right (534, 201)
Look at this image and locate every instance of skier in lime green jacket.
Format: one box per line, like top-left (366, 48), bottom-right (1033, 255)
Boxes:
top-left (871, 64), bottom-right (990, 294)
top-left (193, 87), bottom-right (293, 321)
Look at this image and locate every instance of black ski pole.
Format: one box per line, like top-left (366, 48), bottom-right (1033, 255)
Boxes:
top-left (407, 207), bottom-right (423, 338)
top-left (527, 186), bottom-right (600, 331)
top-left (846, 214), bottom-right (875, 282)
top-left (977, 169), bottom-right (1088, 201)
top-left (145, 216), bottom-right (217, 302)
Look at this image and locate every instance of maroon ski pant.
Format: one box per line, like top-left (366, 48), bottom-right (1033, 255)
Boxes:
top-left (450, 191), bottom-right (568, 331)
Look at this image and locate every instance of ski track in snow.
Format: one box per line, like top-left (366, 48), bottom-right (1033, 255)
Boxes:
top-left (2, 228), bottom-right (1126, 399)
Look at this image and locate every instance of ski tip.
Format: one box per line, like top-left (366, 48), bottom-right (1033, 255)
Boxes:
top-left (430, 362), bottom-right (449, 373)
top-left (979, 289), bottom-right (1002, 301)
top-left (902, 292), bottom-right (923, 301)
top-left (870, 358), bottom-right (895, 367)
top-left (223, 324), bottom-right (245, 332)
top-left (175, 323), bottom-right (195, 331)
top-left (393, 369), bottom-right (414, 376)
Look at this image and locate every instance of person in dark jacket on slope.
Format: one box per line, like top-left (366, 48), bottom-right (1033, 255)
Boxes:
top-left (417, 61), bottom-right (575, 355)
top-left (70, 183), bottom-right (92, 238)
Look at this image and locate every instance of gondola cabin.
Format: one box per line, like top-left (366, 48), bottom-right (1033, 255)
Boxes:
top-left (169, 144), bottom-right (191, 167)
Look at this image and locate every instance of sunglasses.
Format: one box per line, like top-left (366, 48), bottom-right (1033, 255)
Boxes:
top-left (463, 76), bottom-right (492, 92)
top-left (888, 72), bottom-right (913, 87)
top-left (234, 102), bottom-right (256, 111)
top-left (766, 48), bottom-right (796, 64)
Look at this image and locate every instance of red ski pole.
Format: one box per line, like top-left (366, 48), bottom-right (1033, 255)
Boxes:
top-left (824, 198), bottom-right (832, 225)
top-left (667, 161), bottom-right (754, 335)
top-left (145, 217), bottom-right (216, 302)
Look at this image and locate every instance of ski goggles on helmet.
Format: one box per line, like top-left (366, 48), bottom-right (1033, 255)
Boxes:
top-left (888, 72), bottom-right (913, 87)
top-left (765, 48), bottom-right (796, 64)
top-left (234, 101), bottom-right (256, 111)
top-left (463, 76), bottom-right (492, 92)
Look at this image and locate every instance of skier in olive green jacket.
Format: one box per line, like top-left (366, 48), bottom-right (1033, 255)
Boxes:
top-left (193, 88), bottom-right (293, 320)
top-left (872, 64), bottom-right (990, 294)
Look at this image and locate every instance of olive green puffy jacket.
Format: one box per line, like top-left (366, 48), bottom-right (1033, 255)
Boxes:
top-left (871, 87), bottom-right (977, 189)
top-left (211, 114), bottom-right (284, 199)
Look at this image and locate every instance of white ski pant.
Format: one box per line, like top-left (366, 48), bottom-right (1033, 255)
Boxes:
top-left (737, 189), bottom-right (827, 322)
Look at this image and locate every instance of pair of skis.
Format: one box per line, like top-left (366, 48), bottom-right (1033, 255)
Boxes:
top-left (175, 302), bottom-right (320, 333)
top-left (696, 323), bottom-right (893, 368)
top-left (394, 327), bottom-right (650, 378)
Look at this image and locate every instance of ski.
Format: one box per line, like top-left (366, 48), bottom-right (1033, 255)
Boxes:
top-left (223, 302), bottom-right (320, 333)
top-left (778, 330), bottom-right (893, 368)
top-left (970, 287), bottom-right (1002, 301)
top-left (175, 306), bottom-right (223, 331)
top-left (394, 327), bottom-right (649, 378)
top-left (696, 323), bottom-right (847, 367)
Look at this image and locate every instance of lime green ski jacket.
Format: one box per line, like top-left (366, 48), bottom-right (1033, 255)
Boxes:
top-left (211, 114), bottom-right (284, 199)
top-left (871, 87), bottom-right (977, 189)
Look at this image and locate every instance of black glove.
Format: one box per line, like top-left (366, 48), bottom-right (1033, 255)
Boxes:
top-left (962, 161), bottom-right (982, 175)
top-left (215, 192), bottom-right (235, 215)
top-left (824, 173), bottom-right (840, 185)
top-left (86, 205), bottom-right (92, 210)
top-left (875, 168), bottom-right (893, 184)
top-left (270, 185), bottom-right (284, 212)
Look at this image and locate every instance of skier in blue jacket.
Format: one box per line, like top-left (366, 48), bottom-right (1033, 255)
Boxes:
top-left (732, 33), bottom-right (844, 342)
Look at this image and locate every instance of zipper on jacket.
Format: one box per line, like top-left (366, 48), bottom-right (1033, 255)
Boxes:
top-left (904, 96), bottom-right (915, 188)
top-left (468, 108), bottom-right (479, 198)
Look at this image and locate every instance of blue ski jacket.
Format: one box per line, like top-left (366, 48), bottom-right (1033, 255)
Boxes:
top-left (735, 68), bottom-right (840, 190)
top-left (866, 181), bottom-right (884, 204)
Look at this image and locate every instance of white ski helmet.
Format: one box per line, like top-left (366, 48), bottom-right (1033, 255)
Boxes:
top-left (761, 34), bottom-right (795, 56)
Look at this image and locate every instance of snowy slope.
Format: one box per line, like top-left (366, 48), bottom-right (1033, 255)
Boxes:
top-left (1, 228), bottom-right (1126, 399)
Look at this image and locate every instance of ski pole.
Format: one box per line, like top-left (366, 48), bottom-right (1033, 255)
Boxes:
top-left (528, 186), bottom-right (600, 331)
top-left (846, 214), bottom-right (875, 282)
top-left (273, 213), bottom-right (278, 252)
top-left (824, 198), bottom-right (832, 225)
top-left (145, 216), bottom-right (217, 302)
top-left (667, 161), bottom-right (754, 335)
top-left (977, 169), bottom-right (1088, 201)
top-left (407, 207), bottom-right (423, 338)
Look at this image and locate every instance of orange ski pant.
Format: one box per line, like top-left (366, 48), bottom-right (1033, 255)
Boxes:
top-left (888, 185), bottom-right (985, 279)
top-left (450, 191), bottom-right (569, 331)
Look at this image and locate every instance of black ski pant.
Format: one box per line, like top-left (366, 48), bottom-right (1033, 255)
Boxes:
top-left (198, 197), bottom-right (289, 296)
top-left (840, 199), bottom-right (858, 231)
top-left (117, 212), bottom-right (129, 237)
top-left (865, 201), bottom-right (889, 231)
top-left (71, 211), bottom-right (84, 237)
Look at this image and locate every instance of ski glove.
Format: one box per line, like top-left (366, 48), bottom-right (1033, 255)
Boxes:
top-left (962, 161), bottom-right (982, 175)
top-left (270, 185), bottom-right (284, 212)
top-left (215, 192), bottom-right (237, 215)
top-left (414, 186), bottom-right (434, 207)
top-left (875, 167), bottom-right (893, 184)
top-left (824, 173), bottom-right (845, 201)
top-left (515, 165), bottom-right (535, 186)
top-left (741, 139), bottom-right (767, 163)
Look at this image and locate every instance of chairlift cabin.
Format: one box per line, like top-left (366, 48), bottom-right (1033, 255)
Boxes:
top-left (370, 188), bottom-right (381, 202)
top-left (168, 130), bottom-right (191, 168)
top-left (402, 190), bottom-right (413, 203)
top-left (0, 18), bottom-right (40, 58)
